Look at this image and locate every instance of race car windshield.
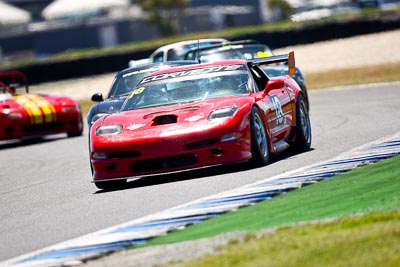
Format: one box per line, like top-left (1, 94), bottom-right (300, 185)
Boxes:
top-left (186, 45), bottom-right (273, 62)
top-left (197, 50), bottom-right (244, 62)
top-left (235, 45), bottom-right (273, 59)
top-left (165, 41), bottom-right (227, 61)
top-left (121, 71), bottom-right (250, 111)
top-left (107, 70), bottom-right (154, 99)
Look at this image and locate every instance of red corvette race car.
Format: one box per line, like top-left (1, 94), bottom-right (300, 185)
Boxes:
top-left (0, 70), bottom-right (83, 141)
top-left (90, 52), bottom-right (311, 190)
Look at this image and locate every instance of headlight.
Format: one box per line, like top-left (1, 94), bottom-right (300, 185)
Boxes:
top-left (221, 132), bottom-right (242, 142)
top-left (208, 106), bottom-right (238, 120)
top-left (96, 124), bottom-right (122, 136)
top-left (62, 106), bottom-right (77, 113)
top-left (92, 152), bottom-right (107, 160)
top-left (6, 112), bottom-right (23, 118)
top-left (90, 113), bottom-right (109, 126)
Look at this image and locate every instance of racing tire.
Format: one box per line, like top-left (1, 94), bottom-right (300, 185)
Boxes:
top-left (292, 94), bottom-right (312, 152)
top-left (250, 107), bottom-right (269, 166)
top-left (67, 130), bottom-right (83, 138)
top-left (301, 85), bottom-right (310, 112)
top-left (94, 179), bottom-right (127, 191)
top-left (88, 136), bottom-right (94, 176)
top-left (68, 110), bottom-right (84, 137)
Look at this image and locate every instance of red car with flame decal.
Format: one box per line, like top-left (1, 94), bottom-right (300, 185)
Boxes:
top-left (0, 71), bottom-right (83, 141)
top-left (89, 52), bottom-right (311, 190)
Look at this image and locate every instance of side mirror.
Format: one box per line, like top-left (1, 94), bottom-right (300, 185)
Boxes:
top-left (264, 78), bottom-right (285, 94)
top-left (91, 93), bottom-right (104, 102)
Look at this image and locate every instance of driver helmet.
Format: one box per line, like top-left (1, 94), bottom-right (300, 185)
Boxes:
top-left (8, 85), bottom-right (17, 95)
top-left (232, 75), bottom-right (248, 93)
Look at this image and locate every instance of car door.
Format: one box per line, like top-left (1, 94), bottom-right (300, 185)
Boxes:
top-left (249, 66), bottom-right (293, 142)
top-left (267, 82), bottom-right (293, 140)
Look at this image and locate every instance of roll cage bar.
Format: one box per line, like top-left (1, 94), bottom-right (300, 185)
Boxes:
top-left (0, 70), bottom-right (29, 94)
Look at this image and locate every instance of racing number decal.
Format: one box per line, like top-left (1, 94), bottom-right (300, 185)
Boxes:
top-left (270, 94), bottom-right (284, 126)
top-left (128, 87), bottom-right (145, 99)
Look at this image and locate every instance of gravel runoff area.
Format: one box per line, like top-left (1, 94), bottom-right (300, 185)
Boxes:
top-left (30, 29), bottom-right (400, 102)
top-left (73, 29), bottom-right (400, 267)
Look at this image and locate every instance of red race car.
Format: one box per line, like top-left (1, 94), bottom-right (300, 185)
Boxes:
top-left (0, 70), bottom-right (83, 141)
top-left (90, 52), bottom-right (311, 190)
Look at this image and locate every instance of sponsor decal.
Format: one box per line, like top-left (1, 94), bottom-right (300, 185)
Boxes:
top-left (269, 94), bottom-right (284, 126)
top-left (128, 87), bottom-right (145, 99)
top-left (126, 123), bottom-right (145, 130)
top-left (257, 51), bottom-right (272, 58)
top-left (185, 115), bottom-right (205, 122)
top-left (140, 65), bottom-right (245, 84)
top-left (122, 67), bottom-right (161, 78)
top-left (14, 95), bottom-right (56, 124)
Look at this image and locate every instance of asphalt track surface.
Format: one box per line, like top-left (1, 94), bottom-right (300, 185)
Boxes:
top-left (1, 82), bottom-right (400, 262)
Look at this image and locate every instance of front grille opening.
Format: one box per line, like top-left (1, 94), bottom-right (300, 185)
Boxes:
top-left (23, 122), bottom-right (64, 132)
top-left (131, 154), bottom-right (197, 173)
top-left (69, 119), bottom-right (78, 126)
top-left (109, 151), bottom-right (141, 159)
top-left (105, 164), bottom-right (117, 171)
top-left (184, 138), bottom-right (219, 150)
top-left (5, 127), bottom-right (14, 138)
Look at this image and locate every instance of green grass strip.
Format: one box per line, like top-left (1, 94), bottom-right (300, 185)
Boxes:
top-left (182, 210), bottom-right (400, 267)
top-left (140, 154), bottom-right (400, 247)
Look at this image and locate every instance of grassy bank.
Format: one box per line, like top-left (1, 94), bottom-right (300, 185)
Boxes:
top-left (138, 154), bottom-right (400, 266)
top-left (179, 210), bottom-right (400, 267)
top-left (306, 62), bottom-right (400, 89)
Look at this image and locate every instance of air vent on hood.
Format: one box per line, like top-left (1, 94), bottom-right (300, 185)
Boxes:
top-left (152, 115), bottom-right (177, 125)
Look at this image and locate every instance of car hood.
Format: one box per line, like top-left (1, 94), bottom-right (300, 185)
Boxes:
top-left (90, 99), bottom-right (125, 115)
top-left (0, 94), bottom-right (78, 111)
top-left (95, 96), bottom-right (254, 137)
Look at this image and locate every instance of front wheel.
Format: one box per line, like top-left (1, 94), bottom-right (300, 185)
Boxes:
top-left (68, 109), bottom-right (84, 137)
top-left (67, 130), bottom-right (83, 137)
top-left (250, 107), bottom-right (269, 166)
top-left (291, 94), bottom-right (312, 152)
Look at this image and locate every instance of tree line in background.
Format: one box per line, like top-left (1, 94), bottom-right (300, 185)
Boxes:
top-left (139, 0), bottom-right (291, 36)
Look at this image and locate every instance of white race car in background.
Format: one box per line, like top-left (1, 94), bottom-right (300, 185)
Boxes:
top-left (128, 38), bottom-right (228, 67)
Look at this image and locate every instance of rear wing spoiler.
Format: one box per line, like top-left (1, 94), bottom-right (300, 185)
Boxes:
top-left (247, 51), bottom-right (296, 76)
